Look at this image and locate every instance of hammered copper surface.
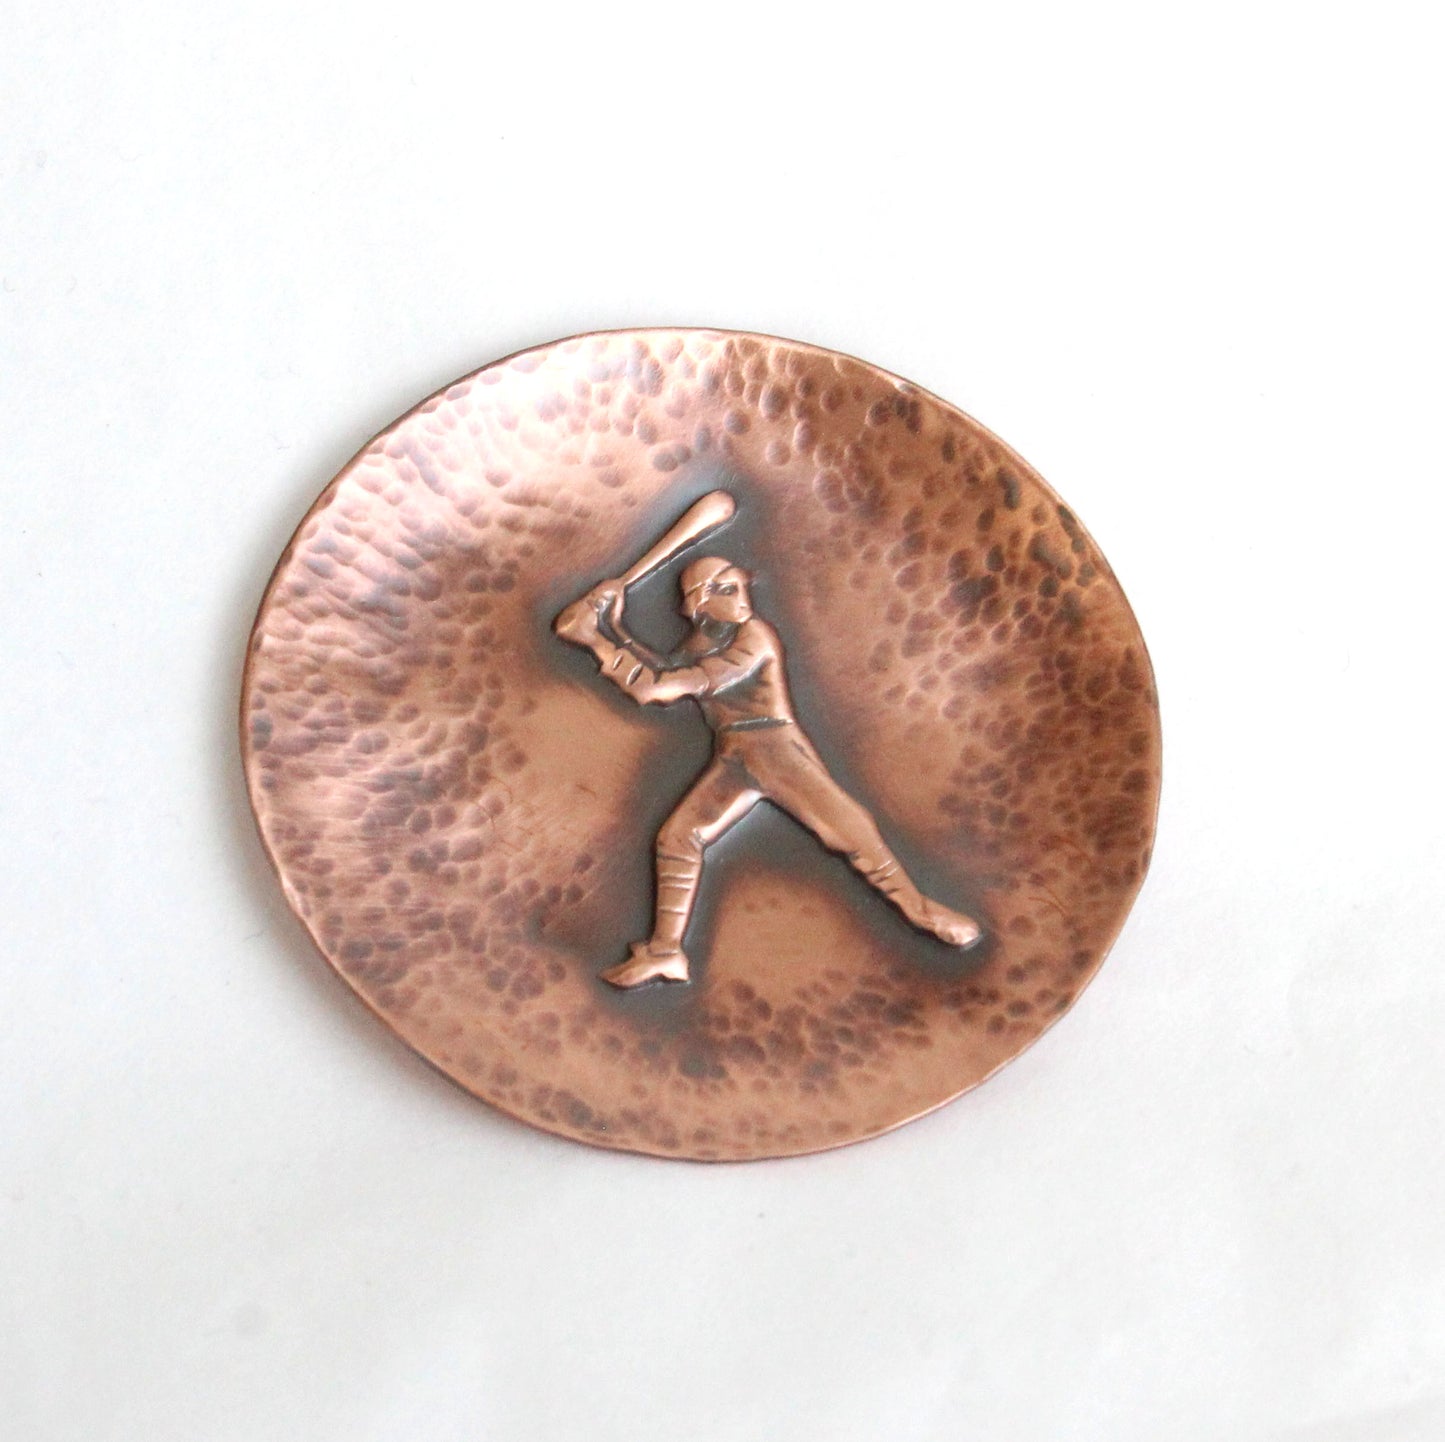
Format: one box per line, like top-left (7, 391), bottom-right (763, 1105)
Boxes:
top-left (241, 330), bottom-right (1161, 1160)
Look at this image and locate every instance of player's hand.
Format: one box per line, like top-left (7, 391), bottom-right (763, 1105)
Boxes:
top-left (587, 581), bottom-right (625, 629)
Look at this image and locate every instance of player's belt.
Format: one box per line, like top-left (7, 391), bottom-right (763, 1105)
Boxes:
top-left (718, 716), bottom-right (794, 733)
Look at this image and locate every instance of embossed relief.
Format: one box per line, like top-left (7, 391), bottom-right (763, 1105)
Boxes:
top-left (554, 491), bottom-right (982, 987)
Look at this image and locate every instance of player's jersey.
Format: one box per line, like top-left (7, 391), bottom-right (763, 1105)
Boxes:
top-left (670, 619), bottom-right (797, 732)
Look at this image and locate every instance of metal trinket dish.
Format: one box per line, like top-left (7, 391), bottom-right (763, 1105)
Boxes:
top-left (241, 329), bottom-right (1160, 1160)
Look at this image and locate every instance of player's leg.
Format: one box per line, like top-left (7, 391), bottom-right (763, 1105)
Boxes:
top-left (755, 732), bottom-right (982, 948)
top-left (599, 758), bottom-right (760, 988)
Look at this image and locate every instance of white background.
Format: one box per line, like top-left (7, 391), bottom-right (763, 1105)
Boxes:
top-left (3, 3), bottom-right (1442, 1438)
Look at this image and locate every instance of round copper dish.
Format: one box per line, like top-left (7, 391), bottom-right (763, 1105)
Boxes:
top-left (241, 329), bottom-right (1160, 1160)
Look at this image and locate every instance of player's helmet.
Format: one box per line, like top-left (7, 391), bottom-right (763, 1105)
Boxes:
top-left (680, 557), bottom-right (752, 624)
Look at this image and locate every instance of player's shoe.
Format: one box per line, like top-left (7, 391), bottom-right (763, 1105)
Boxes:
top-left (599, 942), bottom-right (691, 988)
top-left (911, 900), bottom-right (983, 949)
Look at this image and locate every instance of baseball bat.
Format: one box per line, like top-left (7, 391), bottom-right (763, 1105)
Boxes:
top-left (619, 489), bottom-right (736, 588)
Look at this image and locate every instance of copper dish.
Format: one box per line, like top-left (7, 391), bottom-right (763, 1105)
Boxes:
top-left (241, 329), bottom-right (1160, 1160)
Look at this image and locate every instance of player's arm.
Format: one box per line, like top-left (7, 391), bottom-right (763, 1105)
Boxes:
top-left (600, 644), bottom-right (710, 704)
top-left (622, 623), bottom-right (771, 703)
top-left (554, 584), bottom-right (709, 705)
top-left (600, 610), bottom-right (669, 671)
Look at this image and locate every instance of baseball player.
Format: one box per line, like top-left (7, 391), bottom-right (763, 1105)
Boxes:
top-left (554, 555), bottom-right (982, 987)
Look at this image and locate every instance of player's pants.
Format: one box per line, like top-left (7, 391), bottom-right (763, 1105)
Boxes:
top-left (649, 721), bottom-right (918, 949)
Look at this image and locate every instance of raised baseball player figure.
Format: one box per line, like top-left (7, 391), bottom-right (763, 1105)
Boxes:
top-left (554, 491), bottom-right (982, 988)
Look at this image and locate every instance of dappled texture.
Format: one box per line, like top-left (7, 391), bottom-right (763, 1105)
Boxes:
top-left (241, 330), bottom-right (1160, 1159)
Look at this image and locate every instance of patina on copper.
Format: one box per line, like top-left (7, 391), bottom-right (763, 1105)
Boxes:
top-left (240, 328), bottom-right (1161, 1161)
